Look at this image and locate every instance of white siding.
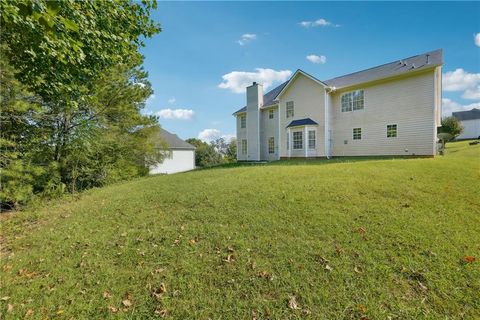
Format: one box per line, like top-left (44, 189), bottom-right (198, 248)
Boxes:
top-left (278, 74), bottom-right (326, 158)
top-left (260, 107), bottom-right (279, 160)
top-left (330, 70), bottom-right (436, 156)
top-left (457, 119), bottom-right (480, 140)
top-left (236, 114), bottom-right (247, 161)
top-left (150, 150), bottom-right (195, 174)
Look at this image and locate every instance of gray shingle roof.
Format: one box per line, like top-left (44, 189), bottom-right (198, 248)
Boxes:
top-left (158, 128), bottom-right (195, 150)
top-left (286, 118), bottom-right (318, 128)
top-left (232, 49), bottom-right (443, 115)
top-left (325, 49), bottom-right (443, 89)
top-left (452, 108), bottom-right (480, 121)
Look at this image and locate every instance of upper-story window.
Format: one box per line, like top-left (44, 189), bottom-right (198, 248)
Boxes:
top-left (269, 109), bottom-right (274, 119)
top-left (286, 101), bottom-right (294, 118)
top-left (341, 90), bottom-right (364, 112)
top-left (293, 131), bottom-right (303, 149)
top-left (387, 124), bottom-right (397, 138)
top-left (353, 127), bottom-right (362, 140)
top-left (240, 115), bottom-right (246, 128)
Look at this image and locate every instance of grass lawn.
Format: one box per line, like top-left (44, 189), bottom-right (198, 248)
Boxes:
top-left (1, 141), bottom-right (479, 319)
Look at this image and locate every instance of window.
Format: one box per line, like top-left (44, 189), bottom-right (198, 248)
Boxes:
top-left (387, 124), bottom-right (397, 138)
top-left (286, 101), bottom-right (294, 118)
top-left (241, 139), bottom-right (247, 154)
top-left (353, 128), bottom-right (362, 140)
top-left (308, 130), bottom-right (316, 149)
top-left (269, 109), bottom-right (274, 119)
top-left (240, 115), bottom-right (246, 128)
top-left (268, 137), bottom-right (275, 154)
top-left (341, 90), bottom-right (364, 112)
top-left (293, 131), bottom-right (303, 149)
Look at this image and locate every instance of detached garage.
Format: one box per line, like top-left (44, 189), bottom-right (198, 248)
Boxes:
top-left (150, 128), bottom-right (196, 174)
top-left (453, 108), bottom-right (480, 140)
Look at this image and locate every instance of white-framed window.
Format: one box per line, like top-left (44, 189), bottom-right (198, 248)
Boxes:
top-left (240, 115), bottom-right (246, 128)
top-left (286, 101), bottom-right (294, 118)
top-left (293, 131), bottom-right (303, 149)
top-left (241, 139), bottom-right (247, 154)
top-left (387, 124), bottom-right (397, 138)
top-left (268, 137), bottom-right (275, 154)
top-left (341, 90), bottom-right (364, 112)
top-left (353, 128), bottom-right (362, 140)
top-left (308, 130), bottom-right (316, 149)
top-left (269, 109), bottom-right (274, 119)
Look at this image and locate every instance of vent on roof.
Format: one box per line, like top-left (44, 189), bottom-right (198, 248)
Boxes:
top-left (426, 54), bottom-right (430, 64)
top-left (253, 81), bottom-right (257, 85)
top-left (410, 64), bottom-right (416, 69)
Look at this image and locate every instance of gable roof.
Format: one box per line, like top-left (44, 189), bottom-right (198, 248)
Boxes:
top-left (232, 49), bottom-right (443, 115)
top-left (275, 69), bottom-right (328, 99)
top-left (233, 81), bottom-right (289, 115)
top-left (286, 118), bottom-right (318, 128)
top-left (158, 128), bottom-right (195, 150)
top-left (325, 49), bottom-right (443, 89)
top-left (452, 108), bottom-right (480, 121)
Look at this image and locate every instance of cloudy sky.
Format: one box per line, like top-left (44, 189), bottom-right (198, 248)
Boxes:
top-left (141, 2), bottom-right (480, 142)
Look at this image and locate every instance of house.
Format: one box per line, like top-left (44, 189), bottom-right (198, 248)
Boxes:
top-left (452, 108), bottom-right (480, 140)
top-left (149, 128), bottom-right (196, 174)
top-left (233, 49), bottom-right (443, 160)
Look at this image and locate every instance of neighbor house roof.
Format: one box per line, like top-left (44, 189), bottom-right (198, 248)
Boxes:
top-left (232, 49), bottom-right (443, 115)
top-left (324, 49), bottom-right (443, 89)
top-left (158, 128), bottom-right (195, 150)
top-left (452, 108), bottom-right (480, 121)
top-left (286, 118), bottom-right (318, 128)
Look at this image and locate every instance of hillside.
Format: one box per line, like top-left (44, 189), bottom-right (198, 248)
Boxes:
top-left (1, 141), bottom-right (479, 319)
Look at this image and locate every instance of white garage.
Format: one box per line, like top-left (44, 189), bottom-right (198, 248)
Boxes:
top-left (149, 128), bottom-right (196, 174)
top-left (453, 108), bottom-right (480, 140)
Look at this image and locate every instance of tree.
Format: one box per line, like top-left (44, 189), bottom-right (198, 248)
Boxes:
top-left (186, 138), bottom-right (224, 167)
top-left (440, 116), bottom-right (464, 139)
top-left (225, 138), bottom-right (237, 163)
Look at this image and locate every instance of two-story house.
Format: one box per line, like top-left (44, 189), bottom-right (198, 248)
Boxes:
top-left (233, 49), bottom-right (443, 160)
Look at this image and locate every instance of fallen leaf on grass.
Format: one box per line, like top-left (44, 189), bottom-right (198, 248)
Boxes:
top-left (172, 239), bottom-right (180, 246)
top-left (417, 281), bottom-right (428, 291)
top-left (154, 307), bottom-right (168, 317)
top-left (56, 309), bottom-right (64, 315)
top-left (152, 283), bottom-right (167, 299)
top-left (224, 254), bottom-right (235, 263)
top-left (357, 227), bottom-right (366, 234)
top-left (257, 271), bottom-right (270, 279)
top-left (0, 296), bottom-right (10, 301)
top-left (108, 306), bottom-right (118, 313)
top-left (463, 256), bottom-right (475, 263)
top-left (103, 291), bottom-right (112, 299)
top-left (288, 296), bottom-right (300, 310)
top-left (252, 311), bottom-right (258, 320)
top-left (122, 299), bottom-right (132, 307)
top-left (227, 247), bottom-right (235, 253)
top-left (357, 304), bottom-right (367, 313)
top-left (26, 309), bottom-right (33, 317)
top-left (189, 239), bottom-right (197, 245)
top-left (2, 265), bottom-right (12, 272)
top-left (324, 265), bottom-right (333, 272)
top-left (354, 266), bottom-right (363, 274)
top-left (7, 304), bottom-right (13, 312)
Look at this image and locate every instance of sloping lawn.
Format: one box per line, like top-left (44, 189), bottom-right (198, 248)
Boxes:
top-left (1, 141), bottom-right (479, 319)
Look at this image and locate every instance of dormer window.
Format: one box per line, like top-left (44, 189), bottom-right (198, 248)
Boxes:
top-left (341, 90), bottom-right (364, 112)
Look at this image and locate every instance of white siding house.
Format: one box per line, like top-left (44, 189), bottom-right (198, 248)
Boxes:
top-left (233, 49), bottom-right (443, 160)
top-left (452, 109), bottom-right (480, 140)
top-left (150, 128), bottom-right (195, 174)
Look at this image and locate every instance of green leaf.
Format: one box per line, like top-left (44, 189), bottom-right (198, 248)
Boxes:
top-left (63, 18), bottom-right (79, 32)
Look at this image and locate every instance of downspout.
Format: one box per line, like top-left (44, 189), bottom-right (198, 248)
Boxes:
top-left (324, 88), bottom-right (330, 159)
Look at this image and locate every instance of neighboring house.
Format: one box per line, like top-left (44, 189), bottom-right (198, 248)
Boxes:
top-left (233, 49), bottom-right (443, 160)
top-left (452, 108), bottom-right (480, 140)
top-left (150, 128), bottom-right (196, 174)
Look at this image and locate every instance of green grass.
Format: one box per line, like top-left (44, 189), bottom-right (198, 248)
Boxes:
top-left (1, 141), bottom-right (479, 319)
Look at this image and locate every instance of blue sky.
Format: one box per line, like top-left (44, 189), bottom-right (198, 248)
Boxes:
top-left (141, 1), bottom-right (480, 141)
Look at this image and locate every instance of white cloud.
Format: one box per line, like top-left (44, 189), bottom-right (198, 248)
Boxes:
top-left (475, 33), bottom-right (480, 47)
top-left (198, 129), bottom-right (235, 142)
top-left (306, 54), bottom-right (327, 64)
top-left (237, 33), bottom-right (257, 46)
top-left (442, 98), bottom-right (480, 116)
top-left (168, 97), bottom-right (176, 104)
top-left (218, 68), bottom-right (292, 94)
top-left (462, 86), bottom-right (480, 100)
top-left (299, 18), bottom-right (339, 28)
top-left (443, 69), bottom-right (480, 91)
top-left (156, 108), bottom-right (194, 120)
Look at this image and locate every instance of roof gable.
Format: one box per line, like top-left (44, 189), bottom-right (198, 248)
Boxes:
top-left (275, 69), bottom-right (328, 99)
top-left (158, 128), bottom-right (195, 150)
top-left (286, 118), bottom-right (318, 128)
top-left (452, 108), bottom-right (480, 121)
